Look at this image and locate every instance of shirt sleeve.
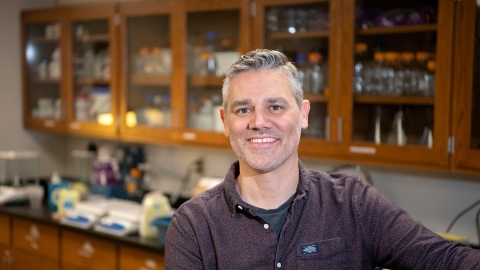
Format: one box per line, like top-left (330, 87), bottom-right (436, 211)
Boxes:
top-left (164, 209), bottom-right (204, 270)
top-left (352, 178), bottom-right (480, 270)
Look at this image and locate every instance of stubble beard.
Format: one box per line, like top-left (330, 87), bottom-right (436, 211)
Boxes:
top-left (229, 120), bottom-right (303, 173)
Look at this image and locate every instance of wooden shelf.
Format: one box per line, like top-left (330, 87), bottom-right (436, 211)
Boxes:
top-left (31, 78), bottom-right (60, 84)
top-left (130, 74), bottom-right (170, 86)
top-left (356, 24), bottom-right (437, 36)
top-left (304, 94), bottom-right (328, 103)
top-left (75, 34), bottom-right (109, 43)
top-left (267, 30), bottom-right (330, 40)
top-left (76, 78), bottom-right (110, 85)
top-left (354, 95), bottom-right (435, 105)
top-left (189, 75), bottom-right (224, 87)
top-left (29, 37), bottom-right (60, 44)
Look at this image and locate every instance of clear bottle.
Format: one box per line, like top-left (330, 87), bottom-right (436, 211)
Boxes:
top-left (308, 52), bottom-right (325, 95)
top-left (387, 105), bottom-right (407, 146)
top-left (399, 52), bottom-right (415, 96)
top-left (134, 47), bottom-right (149, 75)
top-left (382, 52), bottom-right (399, 96)
top-left (369, 52), bottom-right (385, 95)
top-left (424, 60), bottom-right (436, 97)
top-left (295, 53), bottom-right (308, 93)
top-left (161, 94), bottom-right (171, 127)
top-left (353, 43), bottom-right (368, 94)
top-left (281, 7), bottom-right (296, 33)
top-left (414, 52), bottom-right (430, 96)
top-left (266, 7), bottom-right (280, 33)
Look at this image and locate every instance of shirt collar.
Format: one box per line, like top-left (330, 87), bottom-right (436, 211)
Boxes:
top-left (223, 160), bottom-right (310, 217)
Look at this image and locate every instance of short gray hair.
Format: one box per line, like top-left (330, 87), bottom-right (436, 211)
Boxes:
top-left (221, 49), bottom-right (303, 111)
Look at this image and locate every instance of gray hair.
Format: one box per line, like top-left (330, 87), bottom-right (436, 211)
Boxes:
top-left (221, 49), bottom-right (303, 111)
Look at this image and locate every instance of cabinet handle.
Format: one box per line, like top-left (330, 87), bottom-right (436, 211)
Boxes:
top-left (325, 116), bottom-right (330, 142)
top-left (337, 117), bottom-right (343, 143)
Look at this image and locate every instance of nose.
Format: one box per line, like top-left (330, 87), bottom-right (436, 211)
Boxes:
top-left (248, 109), bottom-right (271, 130)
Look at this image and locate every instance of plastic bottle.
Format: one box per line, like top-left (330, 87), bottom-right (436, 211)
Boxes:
top-left (414, 52), bottom-right (430, 96)
top-left (382, 52), bottom-right (399, 96)
top-left (48, 46), bottom-right (61, 79)
top-left (353, 43), bottom-right (368, 94)
top-left (294, 53), bottom-right (308, 93)
top-left (399, 52), bottom-right (414, 95)
top-left (57, 188), bottom-right (80, 215)
top-left (139, 191), bottom-right (172, 239)
top-left (48, 171), bottom-right (69, 212)
top-left (161, 94), bottom-right (171, 127)
top-left (424, 60), bottom-right (436, 97)
top-left (369, 52), bottom-right (385, 95)
top-left (308, 52), bottom-right (325, 95)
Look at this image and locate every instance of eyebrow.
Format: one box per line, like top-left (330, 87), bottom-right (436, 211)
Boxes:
top-left (230, 97), bottom-right (290, 111)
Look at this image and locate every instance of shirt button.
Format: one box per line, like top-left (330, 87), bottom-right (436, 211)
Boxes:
top-left (237, 205), bottom-right (243, 210)
top-left (264, 224), bottom-right (269, 229)
top-left (276, 262), bottom-right (282, 268)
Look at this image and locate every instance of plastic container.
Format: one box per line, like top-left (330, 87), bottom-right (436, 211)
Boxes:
top-left (57, 188), bottom-right (80, 215)
top-left (48, 171), bottom-right (69, 212)
top-left (139, 191), bottom-right (172, 239)
top-left (150, 216), bottom-right (172, 246)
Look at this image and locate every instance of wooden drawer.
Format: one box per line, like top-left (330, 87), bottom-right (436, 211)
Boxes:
top-left (119, 245), bottom-right (164, 270)
top-left (0, 213), bottom-right (10, 246)
top-left (12, 217), bottom-right (59, 260)
top-left (61, 230), bottom-right (117, 270)
top-left (10, 249), bottom-right (59, 270)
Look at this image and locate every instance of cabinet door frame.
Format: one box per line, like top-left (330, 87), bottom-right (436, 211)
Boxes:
top-left (252, 0), bottom-right (343, 159)
top-left (117, 0), bottom-right (177, 145)
top-left (339, 0), bottom-right (455, 169)
top-left (21, 7), bottom-right (68, 134)
top-left (451, 0), bottom-right (480, 172)
top-left (64, 3), bottom-right (119, 139)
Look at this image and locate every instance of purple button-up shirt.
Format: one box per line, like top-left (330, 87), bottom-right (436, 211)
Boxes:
top-left (165, 161), bottom-right (480, 269)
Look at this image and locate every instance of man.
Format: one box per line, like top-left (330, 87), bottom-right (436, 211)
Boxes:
top-left (165, 49), bottom-right (480, 269)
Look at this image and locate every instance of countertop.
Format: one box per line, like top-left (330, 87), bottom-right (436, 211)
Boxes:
top-left (0, 204), bottom-right (165, 253)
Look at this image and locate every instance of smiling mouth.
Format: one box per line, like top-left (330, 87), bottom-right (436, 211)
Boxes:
top-left (249, 138), bottom-right (277, 143)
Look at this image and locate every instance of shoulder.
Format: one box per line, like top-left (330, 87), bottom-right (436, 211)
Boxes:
top-left (173, 181), bottom-right (226, 220)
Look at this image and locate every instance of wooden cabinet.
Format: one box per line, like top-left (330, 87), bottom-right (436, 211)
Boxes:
top-left (0, 214), bottom-right (10, 247)
top-left (252, 0), bottom-right (343, 159)
top-left (119, 245), bottom-right (164, 270)
top-left (20, 0), bottom-right (480, 173)
top-left (61, 230), bottom-right (117, 270)
top-left (12, 218), bottom-right (59, 261)
top-left (21, 7), bottom-right (68, 134)
top-left (9, 249), bottom-right (59, 270)
top-left (338, 0), bottom-right (454, 169)
top-left (451, 0), bottom-right (480, 172)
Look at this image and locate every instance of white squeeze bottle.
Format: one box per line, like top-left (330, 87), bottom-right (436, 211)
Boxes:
top-left (139, 191), bottom-right (172, 239)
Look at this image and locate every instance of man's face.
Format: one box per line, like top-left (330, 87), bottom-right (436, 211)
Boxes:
top-left (220, 69), bottom-right (310, 173)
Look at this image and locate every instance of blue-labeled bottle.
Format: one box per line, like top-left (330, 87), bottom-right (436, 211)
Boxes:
top-left (48, 171), bottom-right (69, 212)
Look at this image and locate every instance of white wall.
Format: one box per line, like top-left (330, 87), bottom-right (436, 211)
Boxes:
top-left (0, 0), bottom-right (67, 179)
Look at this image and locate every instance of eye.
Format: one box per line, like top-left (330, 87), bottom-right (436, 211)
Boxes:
top-left (236, 107), bottom-right (251, 115)
top-left (271, 105), bottom-right (282, 111)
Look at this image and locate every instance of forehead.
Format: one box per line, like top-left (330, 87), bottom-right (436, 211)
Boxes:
top-left (228, 69), bottom-right (293, 102)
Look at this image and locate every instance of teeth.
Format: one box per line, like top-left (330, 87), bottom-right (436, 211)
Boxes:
top-left (250, 138), bottom-right (276, 143)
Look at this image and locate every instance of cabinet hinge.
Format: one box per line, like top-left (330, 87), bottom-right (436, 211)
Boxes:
top-left (114, 13), bottom-right (120, 26)
top-left (448, 136), bottom-right (455, 155)
top-left (250, 2), bottom-right (256, 18)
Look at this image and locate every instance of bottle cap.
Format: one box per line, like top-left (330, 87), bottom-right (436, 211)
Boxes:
top-left (354, 43), bottom-right (368, 52)
top-left (308, 52), bottom-right (322, 62)
top-left (373, 52), bottom-right (385, 61)
top-left (385, 52), bottom-right (399, 61)
top-left (400, 52), bottom-right (414, 61)
top-left (415, 52), bottom-right (430, 62)
top-left (200, 53), bottom-right (212, 59)
top-left (51, 171), bottom-right (61, 183)
top-left (151, 47), bottom-right (162, 54)
top-left (139, 47), bottom-right (149, 55)
top-left (427, 60), bottom-right (436, 70)
top-left (130, 168), bottom-right (141, 178)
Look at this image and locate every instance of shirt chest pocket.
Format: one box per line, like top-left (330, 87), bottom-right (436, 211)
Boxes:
top-left (296, 237), bottom-right (346, 269)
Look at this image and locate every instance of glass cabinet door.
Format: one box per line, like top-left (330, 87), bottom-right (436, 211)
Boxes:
top-left (341, 0), bottom-right (453, 167)
top-left (22, 9), bottom-right (66, 132)
top-left (253, 0), bottom-right (341, 157)
top-left (119, 9), bottom-right (173, 142)
top-left (452, 0), bottom-right (480, 171)
top-left (178, 0), bottom-right (249, 146)
top-left (66, 4), bottom-right (117, 137)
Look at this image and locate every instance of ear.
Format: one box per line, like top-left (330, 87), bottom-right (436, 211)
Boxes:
top-left (300, 100), bottom-right (310, 129)
top-left (220, 107), bottom-right (230, 137)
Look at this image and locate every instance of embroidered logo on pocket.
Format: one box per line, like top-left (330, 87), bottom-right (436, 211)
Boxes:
top-left (301, 244), bottom-right (318, 255)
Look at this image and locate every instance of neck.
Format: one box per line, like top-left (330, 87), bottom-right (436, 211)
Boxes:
top-left (235, 159), bottom-right (299, 210)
